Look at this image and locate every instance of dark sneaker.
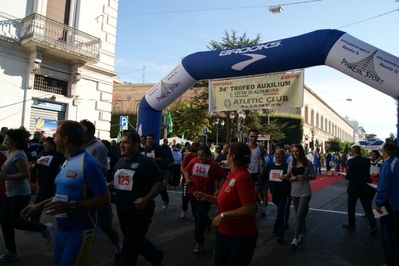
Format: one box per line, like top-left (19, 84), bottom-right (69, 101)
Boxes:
top-left (370, 227), bottom-right (378, 235)
top-left (342, 223), bottom-right (356, 230)
top-left (152, 250), bottom-right (164, 266)
top-left (275, 235), bottom-right (285, 243)
top-left (163, 201), bottom-right (168, 210)
top-left (193, 243), bottom-right (203, 254)
top-left (0, 250), bottom-right (19, 263)
top-left (111, 253), bottom-right (121, 266)
top-left (180, 210), bottom-right (186, 218)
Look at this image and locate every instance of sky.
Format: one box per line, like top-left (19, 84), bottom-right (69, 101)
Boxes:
top-left (114, 0), bottom-right (399, 140)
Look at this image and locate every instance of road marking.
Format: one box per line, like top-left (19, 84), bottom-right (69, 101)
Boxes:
top-left (307, 206), bottom-right (375, 217)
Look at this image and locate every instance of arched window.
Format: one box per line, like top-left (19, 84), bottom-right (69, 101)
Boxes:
top-left (311, 109), bottom-right (314, 126)
top-left (316, 112), bottom-right (319, 128)
top-left (304, 105), bottom-right (308, 123)
top-left (321, 116), bottom-right (324, 131)
top-left (113, 102), bottom-right (123, 113)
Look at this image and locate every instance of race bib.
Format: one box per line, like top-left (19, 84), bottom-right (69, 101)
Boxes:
top-left (248, 162), bottom-right (258, 173)
top-left (114, 169), bottom-right (134, 191)
top-left (37, 155), bottom-right (54, 167)
top-left (53, 194), bottom-right (68, 218)
top-left (193, 163), bottom-right (210, 178)
top-left (269, 169), bottom-right (283, 182)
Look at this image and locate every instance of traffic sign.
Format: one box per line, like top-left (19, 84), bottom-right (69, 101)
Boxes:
top-left (120, 116), bottom-right (128, 130)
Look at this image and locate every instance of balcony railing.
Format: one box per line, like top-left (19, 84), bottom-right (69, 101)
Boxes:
top-left (0, 19), bottom-right (22, 43)
top-left (20, 13), bottom-right (100, 61)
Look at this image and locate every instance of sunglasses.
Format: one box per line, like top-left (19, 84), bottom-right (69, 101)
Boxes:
top-left (249, 135), bottom-right (258, 138)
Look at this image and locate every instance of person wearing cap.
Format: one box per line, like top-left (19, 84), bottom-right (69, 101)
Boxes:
top-left (30, 137), bottom-right (65, 223)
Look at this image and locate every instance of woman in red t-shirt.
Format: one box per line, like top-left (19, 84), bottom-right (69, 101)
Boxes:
top-left (184, 145), bottom-right (225, 254)
top-left (194, 142), bottom-right (258, 266)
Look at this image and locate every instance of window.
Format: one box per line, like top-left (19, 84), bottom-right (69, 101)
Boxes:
top-left (34, 75), bottom-right (68, 96)
top-left (304, 105), bottom-right (308, 123)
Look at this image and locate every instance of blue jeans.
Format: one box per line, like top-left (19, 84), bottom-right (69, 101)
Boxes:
top-left (214, 229), bottom-right (258, 266)
top-left (190, 195), bottom-right (212, 245)
top-left (314, 160), bottom-right (321, 174)
top-left (0, 194), bottom-right (47, 253)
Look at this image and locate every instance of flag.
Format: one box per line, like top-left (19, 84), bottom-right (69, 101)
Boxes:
top-left (116, 131), bottom-right (122, 142)
top-left (181, 131), bottom-right (185, 145)
top-left (166, 109), bottom-right (173, 133)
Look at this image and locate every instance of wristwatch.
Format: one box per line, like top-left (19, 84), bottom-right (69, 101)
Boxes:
top-left (221, 213), bottom-right (226, 219)
top-left (69, 200), bottom-right (78, 210)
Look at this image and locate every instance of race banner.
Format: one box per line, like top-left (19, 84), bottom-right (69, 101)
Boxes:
top-left (209, 71), bottom-right (304, 112)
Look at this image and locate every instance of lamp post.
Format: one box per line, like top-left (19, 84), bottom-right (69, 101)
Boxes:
top-left (212, 118), bottom-right (225, 145)
top-left (310, 127), bottom-right (315, 149)
top-left (304, 134), bottom-right (309, 153)
top-left (230, 110), bottom-right (246, 142)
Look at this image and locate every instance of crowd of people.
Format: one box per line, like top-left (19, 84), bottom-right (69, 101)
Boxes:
top-left (0, 123), bottom-right (397, 266)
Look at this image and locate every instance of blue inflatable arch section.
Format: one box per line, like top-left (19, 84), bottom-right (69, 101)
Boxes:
top-left (137, 29), bottom-right (399, 141)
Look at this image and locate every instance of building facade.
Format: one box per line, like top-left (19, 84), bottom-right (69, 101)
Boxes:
top-left (0, 0), bottom-right (118, 139)
top-left (301, 86), bottom-right (353, 152)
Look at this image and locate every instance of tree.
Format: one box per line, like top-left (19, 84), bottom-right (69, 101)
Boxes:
top-left (169, 101), bottom-right (210, 142)
top-left (328, 137), bottom-right (343, 152)
top-left (191, 30), bottom-right (263, 143)
top-left (207, 30), bottom-right (261, 50)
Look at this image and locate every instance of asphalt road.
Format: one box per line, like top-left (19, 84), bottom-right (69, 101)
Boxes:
top-left (2, 177), bottom-right (385, 266)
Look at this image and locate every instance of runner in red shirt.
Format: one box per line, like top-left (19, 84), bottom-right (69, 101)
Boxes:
top-left (184, 145), bottom-right (225, 254)
top-left (180, 142), bottom-right (201, 218)
top-left (194, 142), bottom-right (258, 265)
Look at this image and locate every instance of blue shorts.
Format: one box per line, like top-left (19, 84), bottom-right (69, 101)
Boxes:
top-left (54, 227), bottom-right (97, 266)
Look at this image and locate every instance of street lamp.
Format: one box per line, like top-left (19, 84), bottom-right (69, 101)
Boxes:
top-left (230, 110), bottom-right (246, 142)
top-left (212, 118), bottom-right (225, 144)
top-left (269, 5), bottom-right (283, 14)
top-left (304, 134), bottom-right (309, 153)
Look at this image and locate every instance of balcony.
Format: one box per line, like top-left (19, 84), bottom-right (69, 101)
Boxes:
top-left (18, 13), bottom-right (100, 62)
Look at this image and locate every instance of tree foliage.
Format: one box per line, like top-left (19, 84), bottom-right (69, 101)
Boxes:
top-left (169, 101), bottom-right (210, 141)
top-left (328, 137), bottom-right (344, 152)
top-left (207, 30), bottom-right (261, 50)
top-left (261, 113), bottom-right (303, 145)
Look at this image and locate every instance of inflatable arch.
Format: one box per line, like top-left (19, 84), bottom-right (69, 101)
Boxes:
top-left (137, 29), bottom-right (399, 141)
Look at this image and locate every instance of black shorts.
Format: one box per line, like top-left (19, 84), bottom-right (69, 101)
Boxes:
top-left (250, 173), bottom-right (261, 186)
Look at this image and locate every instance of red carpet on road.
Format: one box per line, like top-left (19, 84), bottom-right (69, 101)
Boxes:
top-left (310, 173), bottom-right (345, 192)
top-left (267, 172), bottom-right (345, 202)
